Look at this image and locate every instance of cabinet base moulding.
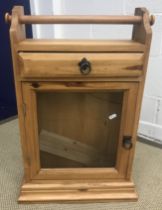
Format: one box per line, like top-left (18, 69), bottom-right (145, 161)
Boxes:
top-left (18, 179), bottom-right (138, 203)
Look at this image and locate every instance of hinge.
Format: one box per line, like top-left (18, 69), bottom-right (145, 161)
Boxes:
top-left (22, 102), bottom-right (26, 117)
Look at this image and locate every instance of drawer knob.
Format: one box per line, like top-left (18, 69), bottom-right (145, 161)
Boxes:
top-left (78, 58), bottom-right (91, 75)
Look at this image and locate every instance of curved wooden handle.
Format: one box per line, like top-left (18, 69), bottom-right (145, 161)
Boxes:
top-left (5, 12), bottom-right (155, 25)
top-left (149, 15), bottom-right (155, 26)
top-left (5, 13), bottom-right (11, 23)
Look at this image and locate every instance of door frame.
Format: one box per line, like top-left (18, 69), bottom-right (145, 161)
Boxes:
top-left (22, 81), bottom-right (138, 181)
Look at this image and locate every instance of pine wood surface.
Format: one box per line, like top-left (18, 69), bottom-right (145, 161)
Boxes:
top-left (8, 6), bottom-right (152, 202)
top-left (18, 52), bottom-right (144, 78)
top-left (17, 39), bottom-right (145, 52)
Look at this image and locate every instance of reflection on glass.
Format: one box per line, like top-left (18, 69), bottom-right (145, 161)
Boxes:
top-left (37, 92), bottom-right (123, 168)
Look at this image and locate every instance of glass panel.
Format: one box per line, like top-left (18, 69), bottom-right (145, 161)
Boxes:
top-left (37, 91), bottom-right (123, 168)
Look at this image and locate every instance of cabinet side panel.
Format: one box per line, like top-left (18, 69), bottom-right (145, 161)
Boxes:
top-left (9, 6), bottom-right (31, 181)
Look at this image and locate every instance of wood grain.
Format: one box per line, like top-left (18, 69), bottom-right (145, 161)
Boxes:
top-left (39, 130), bottom-right (107, 166)
top-left (18, 179), bottom-right (137, 203)
top-left (126, 8), bottom-right (152, 179)
top-left (9, 6), bottom-right (31, 181)
top-left (19, 52), bottom-right (144, 78)
top-left (17, 40), bottom-right (145, 52)
top-left (8, 14), bottom-right (143, 24)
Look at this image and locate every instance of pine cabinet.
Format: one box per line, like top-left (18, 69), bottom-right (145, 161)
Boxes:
top-left (7, 6), bottom-right (153, 202)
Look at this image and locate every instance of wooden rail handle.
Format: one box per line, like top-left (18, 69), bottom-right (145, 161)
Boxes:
top-left (5, 13), bottom-right (155, 25)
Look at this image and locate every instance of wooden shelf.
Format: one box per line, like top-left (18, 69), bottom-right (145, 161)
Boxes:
top-left (17, 39), bottom-right (145, 52)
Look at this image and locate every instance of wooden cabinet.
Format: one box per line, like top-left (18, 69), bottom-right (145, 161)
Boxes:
top-left (7, 6), bottom-right (153, 203)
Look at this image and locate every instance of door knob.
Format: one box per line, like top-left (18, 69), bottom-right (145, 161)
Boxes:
top-left (123, 136), bottom-right (133, 150)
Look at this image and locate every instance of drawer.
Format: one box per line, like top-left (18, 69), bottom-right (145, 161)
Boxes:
top-left (18, 53), bottom-right (144, 78)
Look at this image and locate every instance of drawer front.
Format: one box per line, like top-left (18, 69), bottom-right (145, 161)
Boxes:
top-left (18, 53), bottom-right (144, 78)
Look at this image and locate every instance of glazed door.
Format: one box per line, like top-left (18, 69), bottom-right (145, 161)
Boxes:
top-left (22, 82), bottom-right (138, 180)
